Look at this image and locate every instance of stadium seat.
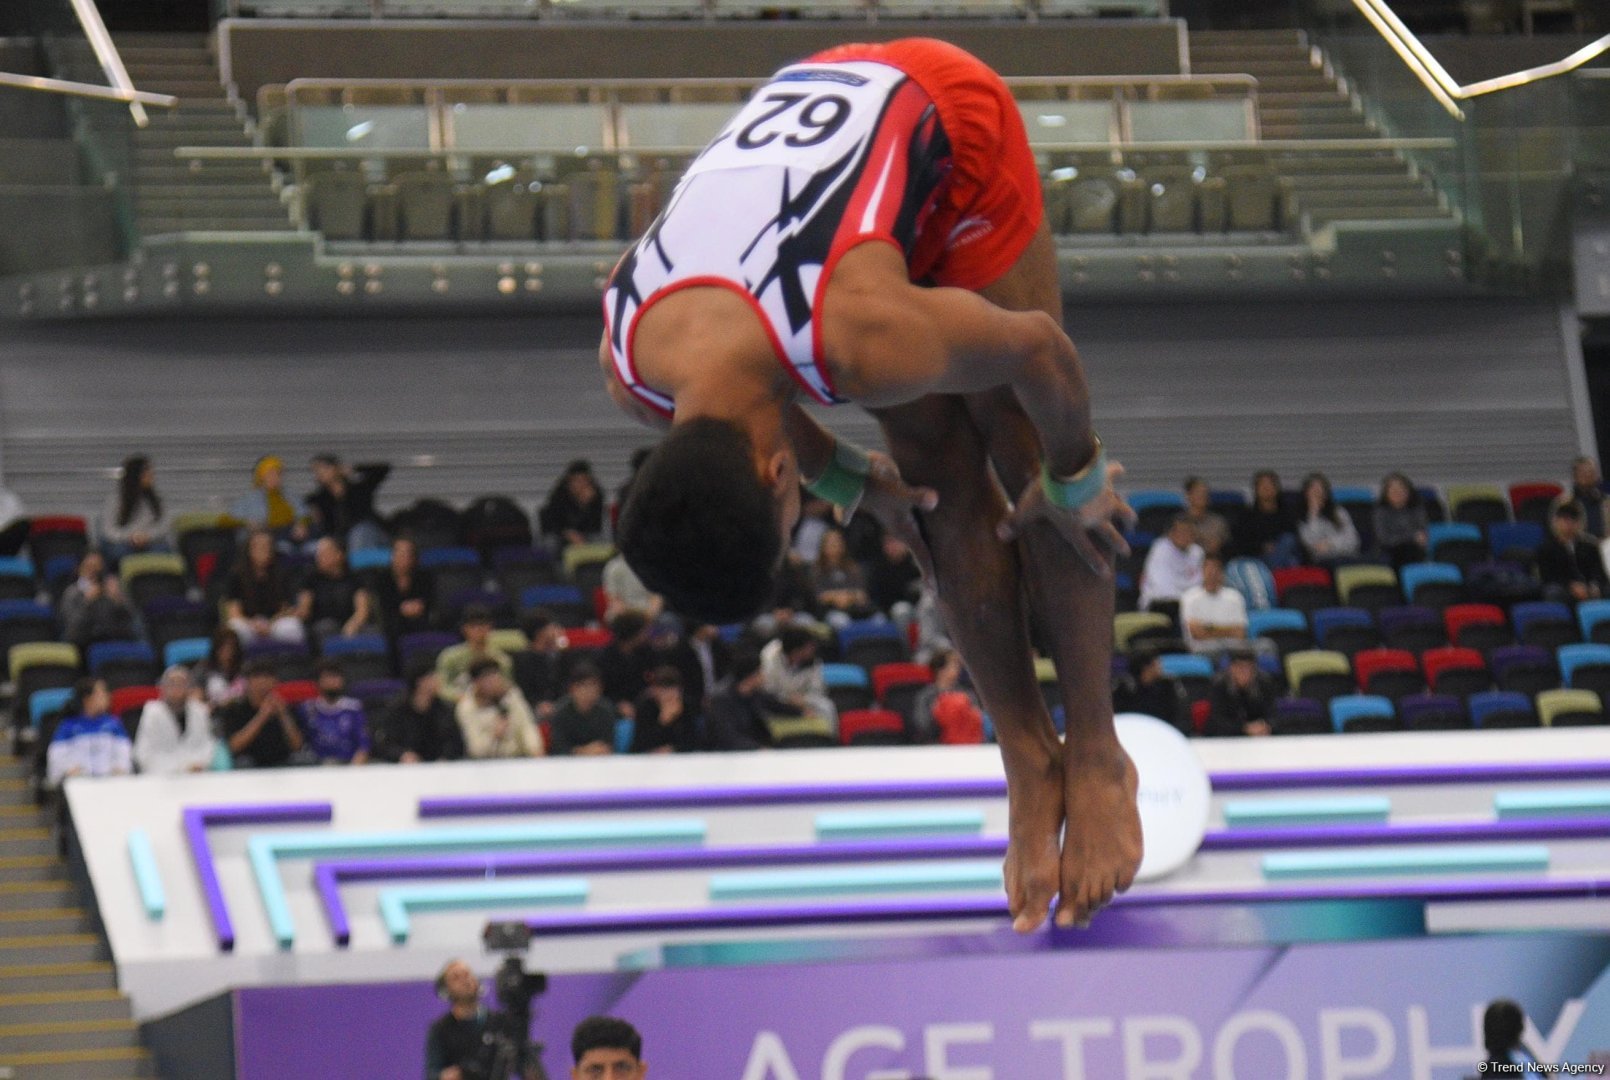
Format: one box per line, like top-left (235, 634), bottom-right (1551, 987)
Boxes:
top-left (28, 686), bottom-right (73, 731)
top-left (1508, 482), bottom-right (1564, 526)
top-left (1271, 697), bottom-right (1328, 736)
top-left (87, 640), bottom-right (159, 691)
top-left (1273, 567), bottom-right (1336, 615)
top-left (349, 548), bottom-right (392, 574)
top-left (0, 600), bottom-right (56, 657)
top-left (839, 708), bottom-right (907, 747)
top-left (142, 597), bottom-right (213, 650)
top-left (438, 588), bottom-right (514, 630)
top-left (1247, 608), bottom-right (1311, 656)
top-left (1311, 607), bottom-right (1378, 657)
top-left (390, 499), bottom-right (461, 550)
top-left (120, 552), bottom-right (189, 611)
top-left (1397, 693), bottom-right (1469, 731)
top-left (1579, 600), bottom-right (1610, 646)
top-left (487, 628), bottom-right (528, 656)
top-left (872, 662), bottom-right (932, 703)
top-left (1445, 484), bottom-right (1510, 528)
top-left (109, 685), bottom-right (160, 735)
top-left (277, 680), bottom-right (320, 707)
top-left (1285, 650), bottom-right (1353, 704)
top-left (42, 555), bottom-right (78, 603)
top-left (244, 639), bottom-right (315, 682)
top-left (27, 516), bottom-right (88, 567)
top-left (419, 546), bottom-right (480, 571)
top-left (520, 584), bottom-right (590, 629)
top-left (321, 634), bottom-right (394, 680)
top-left (1489, 644), bottom-right (1560, 697)
top-left (1488, 521), bottom-right (1544, 564)
top-left (1399, 562), bottom-right (1463, 609)
top-left (350, 677), bottom-right (404, 714)
top-left (1443, 603), bottom-right (1509, 653)
top-left (462, 496), bottom-right (534, 557)
top-left (1127, 490), bottom-right (1185, 537)
top-left (1558, 643), bottom-right (1610, 704)
top-left (1426, 524), bottom-right (1486, 571)
top-left (398, 631), bottom-right (460, 668)
top-left (1159, 653), bottom-right (1213, 703)
top-left (1351, 647), bottom-right (1421, 700)
top-left (1421, 646), bottom-right (1489, 697)
top-left (493, 547), bottom-right (558, 595)
top-left (1512, 601), bottom-right (1579, 651)
top-left (838, 621), bottom-right (910, 669)
top-left (562, 543), bottom-right (615, 591)
top-left (394, 168), bottom-right (456, 241)
top-left (1418, 487), bottom-right (1448, 524)
top-left (823, 663), bottom-right (874, 715)
top-left (304, 171), bottom-right (369, 240)
top-left (1377, 606), bottom-right (1447, 653)
top-left (1114, 611), bottom-right (1174, 651)
top-left (1538, 688), bottom-right (1604, 727)
top-left (163, 637), bottom-right (212, 668)
top-left (0, 557), bottom-right (35, 602)
top-left (1329, 694), bottom-right (1398, 734)
top-left (1468, 690), bottom-right (1540, 728)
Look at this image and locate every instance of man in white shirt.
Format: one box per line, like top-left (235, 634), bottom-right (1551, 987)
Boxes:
top-left (1139, 515), bottom-right (1205, 612)
top-left (1179, 556), bottom-right (1250, 656)
top-left (134, 666), bottom-right (216, 775)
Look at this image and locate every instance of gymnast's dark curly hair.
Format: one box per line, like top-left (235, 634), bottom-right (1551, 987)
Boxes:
top-left (616, 417), bottom-right (783, 624)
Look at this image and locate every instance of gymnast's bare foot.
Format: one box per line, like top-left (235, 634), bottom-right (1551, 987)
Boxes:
top-left (1057, 739), bottom-right (1142, 928)
top-left (1002, 746), bottom-right (1065, 933)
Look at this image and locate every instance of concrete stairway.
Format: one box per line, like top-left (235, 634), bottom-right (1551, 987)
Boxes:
top-left (1189, 28), bottom-right (1454, 230)
top-left (115, 32), bottom-right (292, 237)
top-left (0, 759), bottom-right (153, 1079)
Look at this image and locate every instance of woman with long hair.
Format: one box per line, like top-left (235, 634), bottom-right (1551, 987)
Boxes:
top-left (195, 627), bottom-right (246, 707)
top-left (1373, 471), bottom-right (1429, 567)
top-left (538, 460), bottom-right (605, 549)
top-left (222, 528), bottom-right (306, 645)
top-left (812, 527), bottom-right (874, 625)
top-left (100, 454), bottom-right (169, 562)
top-left (1230, 469), bottom-right (1300, 567)
top-left (1297, 472), bottom-right (1360, 564)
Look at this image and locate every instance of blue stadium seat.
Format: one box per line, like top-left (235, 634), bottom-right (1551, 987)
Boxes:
top-left (29, 686), bottom-right (74, 730)
top-left (321, 634), bottom-right (390, 657)
top-left (1488, 521), bottom-right (1544, 562)
top-left (1311, 607), bottom-right (1377, 655)
top-left (349, 548), bottom-right (392, 573)
top-left (1127, 490), bottom-right (1186, 536)
top-left (163, 637), bottom-right (212, 668)
top-left (1512, 601), bottom-right (1579, 651)
top-left (418, 546), bottom-right (480, 569)
top-left (0, 556), bottom-right (33, 578)
top-left (1558, 644), bottom-right (1610, 689)
top-left (1578, 600), bottom-right (1610, 645)
top-left (1158, 653), bottom-right (1213, 680)
top-left (87, 640), bottom-right (155, 672)
top-left (1468, 690), bottom-right (1539, 728)
top-left (822, 664), bottom-right (870, 689)
top-left (1329, 694), bottom-right (1397, 733)
top-left (1399, 562), bottom-right (1463, 608)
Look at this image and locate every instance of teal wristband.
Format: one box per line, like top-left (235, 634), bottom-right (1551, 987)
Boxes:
top-left (806, 440), bottom-right (872, 514)
top-left (1041, 437), bottom-right (1107, 511)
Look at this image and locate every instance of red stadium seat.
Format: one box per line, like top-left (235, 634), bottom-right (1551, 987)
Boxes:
top-left (1508, 482), bottom-right (1564, 525)
top-left (1444, 603), bottom-right (1507, 650)
top-left (1272, 566), bottom-right (1336, 613)
top-left (871, 662), bottom-right (932, 703)
top-left (838, 708), bottom-right (906, 746)
top-left (1422, 646), bottom-right (1489, 697)
top-left (1190, 698), bottom-right (1211, 735)
top-left (1352, 648), bottom-right (1421, 699)
top-left (277, 680), bottom-right (319, 706)
top-left (563, 627), bottom-right (613, 650)
top-left (108, 685), bottom-right (160, 717)
top-left (28, 516), bottom-right (87, 536)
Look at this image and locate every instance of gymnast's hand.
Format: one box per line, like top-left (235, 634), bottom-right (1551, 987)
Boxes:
top-left (850, 452), bottom-right (938, 579)
top-left (997, 460), bottom-right (1135, 577)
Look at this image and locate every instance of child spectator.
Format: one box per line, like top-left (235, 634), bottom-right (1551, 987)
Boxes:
top-left (630, 666), bottom-right (700, 754)
top-left (300, 661), bottom-right (370, 765)
top-left (1372, 471), bottom-right (1429, 567)
top-left (224, 527), bottom-right (306, 645)
top-left (45, 677), bottom-right (131, 787)
top-left (134, 666), bottom-right (216, 775)
top-left (910, 649), bottom-right (978, 744)
top-left (371, 661), bottom-right (463, 764)
top-left (455, 658), bottom-right (543, 759)
top-left (548, 663), bottom-right (618, 756)
top-left (100, 454), bottom-right (168, 562)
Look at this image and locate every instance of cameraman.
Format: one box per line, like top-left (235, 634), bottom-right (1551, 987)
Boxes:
top-left (425, 960), bottom-right (490, 1080)
top-left (571, 1017), bottom-right (646, 1079)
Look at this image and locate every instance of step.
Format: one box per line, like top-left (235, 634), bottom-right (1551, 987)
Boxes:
top-left (0, 1045), bottom-right (153, 1078)
top-left (0, 935), bottom-right (104, 966)
top-left (0, 805), bottom-right (42, 820)
top-left (1192, 59), bottom-right (1321, 77)
top-left (116, 46), bottom-right (212, 63)
top-left (171, 100), bottom-right (241, 114)
top-left (134, 82), bottom-right (226, 99)
top-left (0, 909), bottom-right (92, 938)
top-left (134, 130), bottom-right (247, 147)
top-left (0, 1017), bottom-right (140, 1054)
top-left (0, 962), bottom-right (116, 994)
top-left (1262, 123), bottom-right (1380, 139)
top-left (140, 218), bottom-right (296, 233)
top-left (140, 114), bottom-right (245, 131)
top-left (0, 758), bottom-right (25, 781)
top-left (0, 989), bottom-right (130, 1026)
top-left (1286, 174), bottom-right (1430, 192)
top-left (0, 882), bottom-right (75, 912)
top-left (1273, 155), bottom-right (1409, 174)
top-left (138, 163), bottom-right (271, 183)
top-left (0, 828), bottom-right (53, 859)
top-left (125, 63), bottom-right (217, 81)
top-left (1259, 90), bottom-right (1356, 106)
top-left (1307, 205), bottom-right (1456, 221)
top-left (1189, 44), bottom-right (1312, 62)
top-left (1190, 28), bottom-right (1307, 42)
top-left (1297, 189), bottom-right (1441, 209)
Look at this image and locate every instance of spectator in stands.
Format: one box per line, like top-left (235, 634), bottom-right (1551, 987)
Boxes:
top-left (1139, 515), bottom-right (1204, 614)
top-left (456, 657), bottom-right (543, 759)
top-left (100, 454), bottom-right (169, 562)
top-left (374, 534), bottom-right (433, 642)
top-left (218, 660), bottom-right (305, 768)
top-left (300, 660), bottom-right (369, 765)
top-left (134, 666), bottom-right (216, 775)
top-left (1372, 471), bottom-right (1429, 567)
top-left (1232, 470), bottom-right (1300, 567)
top-left (195, 627), bottom-right (245, 707)
top-left (1538, 500), bottom-right (1608, 602)
top-left (45, 677), bottom-right (131, 788)
top-left (598, 610), bottom-right (656, 717)
top-left (538, 460), bottom-right (605, 549)
top-left (306, 455), bottom-right (390, 551)
top-left (547, 663), bottom-right (616, 756)
top-left (1573, 457), bottom-right (1606, 537)
top-left (1205, 646), bottom-right (1277, 738)
top-left (1182, 477), bottom-right (1230, 558)
top-left (602, 552), bottom-right (662, 623)
top-left (760, 625), bottom-right (837, 731)
top-left (371, 659), bottom-right (463, 764)
top-left (511, 610), bottom-right (568, 719)
top-left (297, 536), bottom-right (376, 643)
top-left (1179, 555), bottom-right (1249, 656)
top-left (59, 551), bottom-right (136, 649)
top-left (0, 483), bottom-right (26, 557)
top-left (224, 527), bottom-right (307, 645)
top-left (912, 583), bottom-right (953, 664)
top-left (231, 455), bottom-right (309, 546)
top-left (571, 1016), bottom-right (646, 1080)
top-left (436, 605), bottom-right (513, 703)
top-left (867, 533), bottom-right (923, 623)
top-left (680, 622), bottom-right (730, 709)
top-left (1112, 647), bottom-right (1189, 735)
top-left (704, 647), bottom-right (778, 751)
top-left (630, 665), bottom-right (700, 754)
top-left (813, 527), bottom-right (874, 626)
top-left (756, 552), bottom-right (821, 637)
top-left (792, 495), bottom-right (835, 563)
top-left (1297, 472), bottom-right (1360, 563)
top-left (910, 649), bottom-right (979, 745)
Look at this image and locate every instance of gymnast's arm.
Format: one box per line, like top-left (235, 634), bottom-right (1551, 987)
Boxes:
top-left (598, 333), bottom-right (672, 431)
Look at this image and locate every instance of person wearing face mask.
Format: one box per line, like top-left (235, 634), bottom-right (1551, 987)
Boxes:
top-left (299, 660), bottom-right (370, 765)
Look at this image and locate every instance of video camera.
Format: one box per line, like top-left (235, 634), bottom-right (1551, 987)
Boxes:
top-left (464, 922), bottom-right (550, 1080)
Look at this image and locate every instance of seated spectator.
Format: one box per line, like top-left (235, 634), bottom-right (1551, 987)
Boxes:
top-left (225, 528), bottom-right (307, 646)
top-left (1179, 556), bottom-right (1249, 656)
top-left (59, 551), bottom-right (136, 649)
top-left (306, 454), bottom-right (390, 551)
top-left (0, 482), bottom-right (26, 557)
top-left (195, 627), bottom-right (245, 707)
top-left (371, 660), bottom-right (463, 764)
top-left (791, 496), bottom-right (835, 563)
top-left (1538, 500), bottom-right (1608, 603)
top-left (602, 552), bottom-right (662, 622)
top-left (436, 605), bottom-right (513, 703)
top-left (760, 625), bottom-right (837, 731)
top-left (813, 528), bottom-right (874, 625)
top-left (1298, 472), bottom-right (1360, 563)
top-left (1372, 471), bottom-right (1429, 567)
top-left (598, 610), bottom-right (656, 716)
top-left (1231, 470), bottom-right (1300, 567)
top-left (1112, 648), bottom-right (1188, 735)
top-left (538, 460), bottom-right (605, 549)
top-left (374, 534), bottom-right (433, 642)
top-left (299, 661), bottom-right (370, 765)
top-left (1205, 646), bottom-right (1278, 738)
top-left (217, 660), bottom-right (306, 768)
top-left (1182, 477), bottom-right (1230, 558)
top-left (1139, 515), bottom-right (1204, 614)
top-left (867, 534), bottom-right (923, 622)
top-left (231, 455), bottom-right (309, 545)
top-left (548, 663), bottom-right (619, 756)
top-left (754, 553), bottom-right (822, 637)
top-left (679, 621), bottom-right (731, 709)
top-left (134, 666), bottom-right (216, 775)
top-left (297, 537), bottom-right (376, 643)
top-left (1573, 457), bottom-right (1606, 537)
top-left (100, 454), bottom-right (169, 562)
top-left (456, 658), bottom-right (543, 759)
top-left (704, 648), bottom-right (778, 751)
top-left (910, 649), bottom-right (978, 744)
top-left (511, 610), bottom-right (569, 720)
top-left (630, 666), bottom-right (700, 754)
top-left (45, 677), bottom-right (132, 788)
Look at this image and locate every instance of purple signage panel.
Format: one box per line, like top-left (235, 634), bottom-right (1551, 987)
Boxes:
top-left (236, 932), bottom-right (1610, 1079)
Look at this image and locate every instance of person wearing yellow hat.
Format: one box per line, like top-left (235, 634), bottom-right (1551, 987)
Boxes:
top-left (230, 455), bottom-right (309, 545)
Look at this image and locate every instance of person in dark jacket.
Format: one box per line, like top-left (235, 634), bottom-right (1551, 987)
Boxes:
top-left (373, 534), bottom-right (434, 642)
top-left (371, 660), bottom-right (463, 764)
top-left (547, 663), bottom-right (618, 756)
top-left (1537, 500), bottom-right (1609, 603)
top-left (1231, 469), bottom-right (1300, 567)
top-left (597, 609), bottom-right (656, 716)
top-left (1112, 647), bottom-right (1189, 735)
top-left (1372, 471), bottom-right (1429, 567)
top-left (704, 649), bottom-right (780, 751)
top-left (630, 666), bottom-right (701, 754)
top-left (538, 460), bottom-right (605, 549)
top-left (1205, 647), bottom-right (1277, 737)
top-left (307, 455), bottom-right (390, 551)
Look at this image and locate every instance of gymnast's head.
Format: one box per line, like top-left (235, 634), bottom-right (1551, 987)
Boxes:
top-left (617, 416), bottom-right (799, 623)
